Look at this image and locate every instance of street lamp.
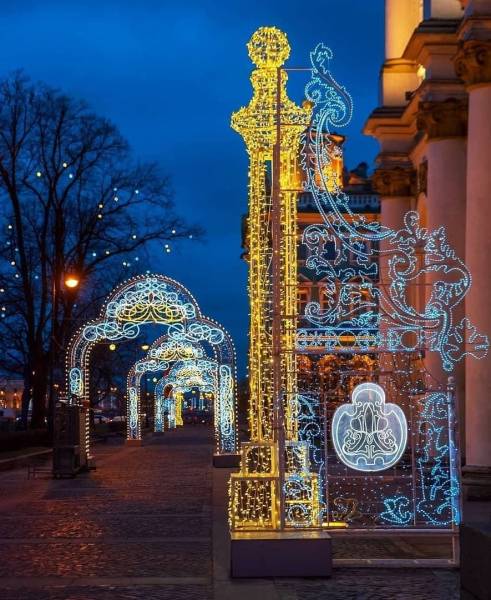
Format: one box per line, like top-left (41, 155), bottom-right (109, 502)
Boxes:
top-left (64, 275), bottom-right (80, 289)
top-left (49, 270), bottom-right (81, 438)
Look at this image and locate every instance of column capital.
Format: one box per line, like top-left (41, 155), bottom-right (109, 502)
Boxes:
top-left (454, 40), bottom-right (491, 88)
top-left (372, 165), bottom-right (416, 197)
top-left (417, 98), bottom-right (468, 139)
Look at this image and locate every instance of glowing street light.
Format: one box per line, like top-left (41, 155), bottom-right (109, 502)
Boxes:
top-left (64, 275), bottom-right (80, 289)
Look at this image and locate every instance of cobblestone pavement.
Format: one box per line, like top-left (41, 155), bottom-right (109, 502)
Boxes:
top-left (0, 426), bottom-right (214, 600)
top-left (272, 568), bottom-right (459, 600)
top-left (0, 426), bottom-right (463, 600)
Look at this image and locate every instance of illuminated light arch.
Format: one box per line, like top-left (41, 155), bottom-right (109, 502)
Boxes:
top-left (154, 378), bottom-right (177, 430)
top-left (64, 274), bottom-right (237, 463)
top-left (124, 321), bottom-right (237, 454)
top-left (164, 358), bottom-right (218, 428)
top-left (126, 336), bottom-right (206, 437)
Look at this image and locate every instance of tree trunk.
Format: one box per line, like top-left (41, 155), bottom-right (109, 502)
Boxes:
top-left (30, 353), bottom-right (48, 430)
top-left (20, 368), bottom-right (31, 430)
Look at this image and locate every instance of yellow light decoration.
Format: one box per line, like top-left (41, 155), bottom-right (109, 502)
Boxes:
top-left (175, 390), bottom-right (184, 426)
top-left (231, 26), bottom-right (310, 443)
top-left (230, 27), bottom-right (318, 531)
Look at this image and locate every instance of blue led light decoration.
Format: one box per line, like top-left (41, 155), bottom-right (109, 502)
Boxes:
top-left (331, 383), bottom-right (407, 472)
top-left (64, 274), bottom-right (238, 461)
top-left (294, 41), bottom-right (489, 533)
top-left (299, 44), bottom-right (489, 369)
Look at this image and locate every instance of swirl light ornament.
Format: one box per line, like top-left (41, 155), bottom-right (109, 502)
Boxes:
top-left (331, 383), bottom-right (407, 472)
top-left (299, 43), bottom-right (489, 370)
top-left (295, 42), bottom-right (481, 533)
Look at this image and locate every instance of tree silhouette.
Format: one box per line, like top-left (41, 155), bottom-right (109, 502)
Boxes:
top-left (0, 72), bottom-right (201, 429)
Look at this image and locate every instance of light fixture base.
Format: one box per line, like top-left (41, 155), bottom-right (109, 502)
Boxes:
top-left (231, 530), bottom-right (332, 577)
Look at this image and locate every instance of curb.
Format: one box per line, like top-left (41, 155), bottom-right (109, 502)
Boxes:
top-left (0, 448), bottom-right (52, 472)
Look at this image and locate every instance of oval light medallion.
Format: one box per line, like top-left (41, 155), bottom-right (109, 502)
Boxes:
top-left (331, 382), bottom-right (408, 472)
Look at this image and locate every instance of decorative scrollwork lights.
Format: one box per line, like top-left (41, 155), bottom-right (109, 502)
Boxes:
top-left (300, 43), bottom-right (489, 370)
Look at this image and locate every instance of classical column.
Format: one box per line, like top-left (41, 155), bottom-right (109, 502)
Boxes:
top-left (372, 162), bottom-right (416, 366)
top-left (454, 39), bottom-right (491, 492)
top-left (372, 162), bottom-right (415, 232)
top-left (382, 0), bottom-right (422, 105)
top-left (416, 98), bottom-right (467, 436)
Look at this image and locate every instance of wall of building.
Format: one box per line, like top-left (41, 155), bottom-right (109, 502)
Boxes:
top-left (364, 0), bottom-right (491, 491)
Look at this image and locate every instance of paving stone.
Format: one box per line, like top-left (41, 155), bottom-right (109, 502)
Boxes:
top-left (0, 426), bottom-right (461, 599)
top-left (274, 568), bottom-right (459, 600)
top-left (0, 427), bottom-right (213, 599)
top-left (0, 585), bottom-right (212, 600)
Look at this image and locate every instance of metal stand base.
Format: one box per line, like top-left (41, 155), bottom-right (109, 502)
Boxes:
top-left (125, 439), bottom-right (143, 447)
top-left (231, 530), bottom-right (332, 577)
top-left (213, 453), bottom-right (240, 468)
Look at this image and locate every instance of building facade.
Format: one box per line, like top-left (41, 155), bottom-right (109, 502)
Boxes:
top-left (0, 378), bottom-right (23, 411)
top-left (364, 0), bottom-right (491, 495)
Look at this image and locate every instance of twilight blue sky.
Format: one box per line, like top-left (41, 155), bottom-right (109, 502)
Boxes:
top-left (1, 0), bottom-right (384, 375)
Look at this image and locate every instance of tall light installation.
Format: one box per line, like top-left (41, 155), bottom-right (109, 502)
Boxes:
top-left (230, 27), bottom-right (313, 532)
top-left (232, 27), bottom-right (309, 442)
top-left (228, 26), bottom-right (490, 577)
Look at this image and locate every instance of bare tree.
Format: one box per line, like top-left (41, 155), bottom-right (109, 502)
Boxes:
top-left (0, 72), bottom-right (201, 429)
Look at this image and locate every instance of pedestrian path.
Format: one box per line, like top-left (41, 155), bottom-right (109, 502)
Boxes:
top-left (0, 425), bottom-right (461, 599)
top-left (0, 426), bottom-right (214, 599)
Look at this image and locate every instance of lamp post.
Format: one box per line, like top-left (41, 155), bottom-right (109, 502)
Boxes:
top-left (49, 271), bottom-right (80, 438)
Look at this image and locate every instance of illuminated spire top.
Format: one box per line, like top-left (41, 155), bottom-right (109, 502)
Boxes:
top-left (247, 26), bottom-right (290, 68)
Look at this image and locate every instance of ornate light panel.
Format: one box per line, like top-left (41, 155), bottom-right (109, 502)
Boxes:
top-left (331, 383), bottom-right (407, 472)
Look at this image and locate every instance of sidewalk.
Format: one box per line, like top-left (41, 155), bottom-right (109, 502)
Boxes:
top-left (0, 425), bottom-right (476, 599)
top-left (0, 427), bottom-right (214, 600)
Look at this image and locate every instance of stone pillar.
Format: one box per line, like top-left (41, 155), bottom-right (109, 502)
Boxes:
top-left (416, 99), bottom-right (467, 429)
top-left (423, 0), bottom-right (463, 18)
top-left (381, 0), bottom-right (422, 105)
top-left (372, 162), bottom-right (415, 245)
top-left (454, 39), bottom-right (491, 494)
top-left (372, 162), bottom-right (416, 369)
